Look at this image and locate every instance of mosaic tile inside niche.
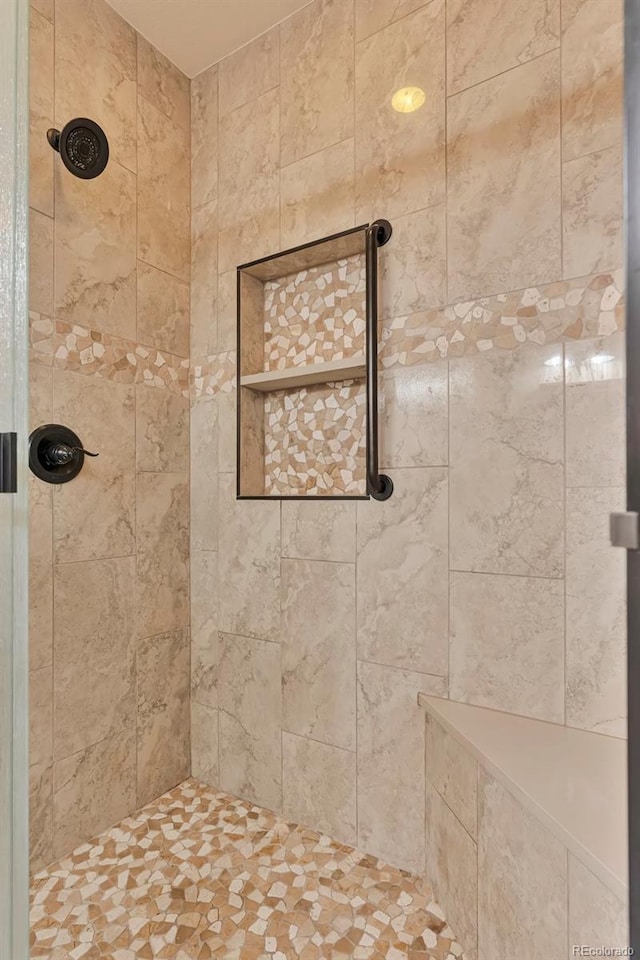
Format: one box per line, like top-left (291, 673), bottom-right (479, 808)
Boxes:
top-left (30, 778), bottom-right (463, 960)
top-left (264, 380), bottom-right (366, 496)
top-left (379, 269), bottom-right (624, 367)
top-left (264, 254), bottom-right (366, 371)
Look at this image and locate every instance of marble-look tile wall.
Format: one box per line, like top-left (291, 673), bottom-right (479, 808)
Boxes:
top-left (189, 0), bottom-right (625, 884)
top-left (28, 0), bottom-right (191, 872)
top-left (424, 713), bottom-right (628, 959)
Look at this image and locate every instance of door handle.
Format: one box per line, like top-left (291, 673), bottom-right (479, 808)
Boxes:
top-left (610, 512), bottom-right (640, 549)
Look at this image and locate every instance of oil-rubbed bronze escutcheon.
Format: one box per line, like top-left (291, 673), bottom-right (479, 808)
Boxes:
top-left (29, 423), bottom-right (98, 484)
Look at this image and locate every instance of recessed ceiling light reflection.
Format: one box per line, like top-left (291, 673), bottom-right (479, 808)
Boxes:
top-left (391, 86), bottom-right (426, 113)
top-left (590, 354), bottom-right (615, 365)
top-left (544, 355), bottom-right (574, 368)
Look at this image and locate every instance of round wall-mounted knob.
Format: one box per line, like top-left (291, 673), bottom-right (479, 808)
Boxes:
top-left (29, 424), bottom-right (98, 484)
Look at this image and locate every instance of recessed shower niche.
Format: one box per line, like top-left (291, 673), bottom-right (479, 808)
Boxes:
top-left (237, 222), bottom-right (393, 500)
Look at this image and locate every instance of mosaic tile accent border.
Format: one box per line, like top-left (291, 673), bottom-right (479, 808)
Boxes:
top-left (30, 778), bottom-right (464, 960)
top-left (264, 254), bottom-right (366, 371)
top-left (191, 269), bottom-right (624, 403)
top-left (30, 313), bottom-right (190, 397)
top-left (35, 270), bottom-right (620, 404)
top-left (264, 381), bottom-right (366, 496)
top-left (190, 351), bottom-right (237, 399)
top-left (379, 270), bottom-right (624, 368)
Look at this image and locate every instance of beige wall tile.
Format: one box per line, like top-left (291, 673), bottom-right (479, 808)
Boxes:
top-left (136, 472), bottom-right (189, 638)
top-left (29, 366), bottom-right (53, 672)
top-left (283, 732), bottom-right (357, 846)
top-left (52, 371), bottom-right (135, 562)
top-left (217, 270), bottom-right (237, 353)
top-left (137, 629), bottom-right (190, 806)
top-left (218, 29), bottom-right (279, 119)
top-left (426, 714), bottom-right (478, 839)
top-left (281, 500), bottom-right (356, 563)
top-left (379, 205), bottom-right (446, 318)
top-left (191, 199), bottom-right (218, 358)
top-left (218, 632), bottom-right (281, 809)
top-left (54, 557), bottom-right (136, 759)
top-left (138, 94), bottom-right (190, 281)
top-left (449, 345), bottom-right (564, 577)
top-left (565, 335), bottom-right (625, 488)
top-left (29, 209), bottom-right (53, 316)
top-left (357, 467), bottom-right (448, 676)
top-left (218, 88), bottom-right (279, 273)
top-left (380, 364), bottom-right (448, 469)
top-left (29, 6), bottom-right (54, 216)
top-left (191, 64), bottom-right (218, 210)
top-left (31, 0), bottom-right (53, 22)
top-left (355, 0), bottom-right (427, 42)
top-left (137, 35), bottom-right (190, 128)
top-left (357, 661), bottom-right (445, 873)
top-left (217, 389), bottom-right (236, 474)
top-left (447, 51), bottom-right (561, 301)
top-left (478, 770), bottom-right (567, 959)
top-left (137, 261), bottom-right (190, 358)
top-left (280, 139), bottom-right (355, 250)
top-left (191, 398), bottom-right (218, 551)
top-left (55, 0), bottom-right (136, 172)
top-left (355, 1), bottom-right (445, 221)
top-left (450, 571), bottom-right (565, 722)
top-left (191, 701), bottom-right (218, 787)
top-left (191, 550), bottom-right (218, 709)
top-left (53, 730), bottom-right (136, 859)
top-left (280, 0), bottom-right (354, 167)
top-left (30, 666), bottom-right (52, 768)
top-left (561, 0), bottom-right (623, 161)
top-left (29, 480), bottom-right (53, 671)
top-left (136, 385), bottom-right (189, 473)
top-left (566, 486), bottom-right (626, 737)
top-left (54, 159), bottom-right (136, 338)
top-left (447, 0), bottom-right (559, 96)
top-left (563, 145), bottom-right (622, 278)
top-left (218, 474), bottom-right (280, 642)
top-left (282, 559), bottom-right (356, 751)
top-left (425, 782), bottom-right (478, 959)
top-left (29, 761), bottom-right (53, 874)
top-left (568, 855), bottom-right (628, 953)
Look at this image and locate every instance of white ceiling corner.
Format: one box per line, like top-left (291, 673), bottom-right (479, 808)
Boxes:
top-left (104, 0), bottom-right (311, 78)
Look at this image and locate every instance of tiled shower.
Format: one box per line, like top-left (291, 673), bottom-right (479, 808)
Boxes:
top-left (26, 0), bottom-right (627, 957)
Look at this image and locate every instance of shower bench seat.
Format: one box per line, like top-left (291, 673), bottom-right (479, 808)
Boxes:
top-left (419, 693), bottom-right (628, 959)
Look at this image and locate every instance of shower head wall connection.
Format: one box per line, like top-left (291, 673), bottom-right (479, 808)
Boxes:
top-left (47, 118), bottom-right (109, 179)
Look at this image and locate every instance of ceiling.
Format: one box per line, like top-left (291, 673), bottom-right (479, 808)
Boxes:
top-left (105, 0), bottom-right (311, 78)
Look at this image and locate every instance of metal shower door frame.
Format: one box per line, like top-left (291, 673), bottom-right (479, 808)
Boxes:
top-left (625, 0), bottom-right (640, 948)
top-left (0, 0), bottom-right (30, 956)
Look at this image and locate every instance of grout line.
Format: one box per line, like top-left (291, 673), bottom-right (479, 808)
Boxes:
top-left (476, 756), bottom-right (480, 951)
top-left (53, 552), bottom-right (137, 567)
top-left (137, 253), bottom-right (190, 288)
top-left (562, 140), bottom-right (623, 167)
top-left (446, 43), bottom-right (561, 102)
top-left (51, 0), bottom-right (58, 862)
top-left (134, 31), bottom-right (141, 808)
top-left (444, 0), bottom-right (451, 702)
top-left (448, 566), bottom-right (564, 582)
top-left (559, 2), bottom-right (565, 285)
top-left (355, 0), bottom-right (439, 48)
top-left (562, 339), bottom-right (568, 728)
top-left (281, 727), bottom-right (357, 756)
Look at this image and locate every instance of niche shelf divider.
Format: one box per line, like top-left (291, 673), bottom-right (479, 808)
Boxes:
top-left (236, 221), bottom-right (394, 501)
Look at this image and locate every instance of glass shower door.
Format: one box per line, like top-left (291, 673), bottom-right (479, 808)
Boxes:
top-left (0, 0), bottom-right (30, 957)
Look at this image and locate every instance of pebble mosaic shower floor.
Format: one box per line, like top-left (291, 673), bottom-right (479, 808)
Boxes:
top-left (29, 778), bottom-right (464, 960)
